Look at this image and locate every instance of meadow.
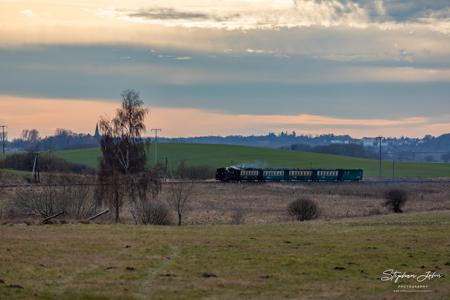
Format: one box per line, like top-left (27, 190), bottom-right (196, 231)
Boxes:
top-left (1, 211), bottom-right (449, 300)
top-left (1, 159), bottom-right (450, 299)
top-left (54, 143), bottom-right (450, 178)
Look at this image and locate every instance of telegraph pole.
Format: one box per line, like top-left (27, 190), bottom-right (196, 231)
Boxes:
top-left (151, 128), bottom-right (162, 164)
top-left (377, 136), bottom-right (383, 178)
top-left (392, 160), bottom-right (395, 180)
top-left (32, 152), bottom-right (40, 183)
top-left (0, 125), bottom-right (7, 155)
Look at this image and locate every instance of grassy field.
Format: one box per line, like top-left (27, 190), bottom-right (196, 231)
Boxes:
top-left (54, 143), bottom-right (450, 178)
top-left (1, 211), bottom-right (449, 299)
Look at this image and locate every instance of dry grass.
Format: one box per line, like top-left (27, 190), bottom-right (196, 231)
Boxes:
top-left (1, 173), bottom-right (450, 225)
top-left (1, 211), bottom-right (450, 299)
top-left (179, 182), bottom-right (450, 225)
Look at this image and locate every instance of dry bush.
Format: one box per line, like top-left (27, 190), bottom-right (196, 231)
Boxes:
top-left (12, 175), bottom-right (97, 220)
top-left (15, 186), bottom-right (64, 218)
top-left (130, 197), bottom-right (172, 225)
top-left (384, 189), bottom-right (408, 213)
top-left (63, 186), bottom-right (97, 219)
top-left (128, 171), bottom-right (163, 224)
top-left (133, 200), bottom-right (172, 225)
top-left (288, 198), bottom-right (320, 221)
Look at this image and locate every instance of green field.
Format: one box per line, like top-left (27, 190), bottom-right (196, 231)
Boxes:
top-left (1, 211), bottom-right (449, 299)
top-left (54, 143), bottom-right (450, 178)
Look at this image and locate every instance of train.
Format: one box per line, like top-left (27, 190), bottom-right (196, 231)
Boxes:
top-left (216, 166), bottom-right (363, 182)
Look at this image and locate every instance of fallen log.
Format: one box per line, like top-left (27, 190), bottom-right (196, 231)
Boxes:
top-left (41, 211), bottom-right (64, 224)
top-left (88, 209), bottom-right (110, 221)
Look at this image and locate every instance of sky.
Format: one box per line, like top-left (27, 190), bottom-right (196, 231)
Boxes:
top-left (0, 0), bottom-right (449, 139)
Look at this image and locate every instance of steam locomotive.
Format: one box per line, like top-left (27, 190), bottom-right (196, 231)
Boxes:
top-left (216, 166), bottom-right (363, 182)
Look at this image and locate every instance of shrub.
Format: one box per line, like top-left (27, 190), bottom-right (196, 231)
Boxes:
top-left (13, 175), bottom-right (97, 219)
top-left (174, 161), bottom-right (215, 180)
top-left (288, 198), bottom-right (320, 221)
top-left (384, 189), bottom-right (408, 213)
top-left (128, 171), bottom-right (164, 225)
top-left (0, 153), bottom-right (95, 174)
top-left (135, 201), bottom-right (172, 225)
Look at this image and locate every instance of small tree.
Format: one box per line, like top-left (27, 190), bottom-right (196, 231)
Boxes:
top-left (96, 90), bottom-right (155, 223)
top-left (166, 182), bottom-right (195, 226)
top-left (288, 198), bottom-right (320, 221)
top-left (99, 90), bottom-right (148, 175)
top-left (384, 189), bottom-right (408, 213)
top-left (21, 129), bottom-right (40, 152)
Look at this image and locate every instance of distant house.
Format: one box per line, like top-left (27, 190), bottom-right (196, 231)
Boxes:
top-left (362, 138), bottom-right (377, 147)
top-left (330, 140), bottom-right (350, 145)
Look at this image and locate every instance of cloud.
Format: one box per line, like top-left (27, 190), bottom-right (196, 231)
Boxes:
top-left (1, 44), bottom-right (450, 123)
top-left (93, 0), bottom-right (450, 34)
top-left (128, 8), bottom-right (211, 21)
top-left (20, 9), bottom-right (37, 17)
top-left (175, 56), bottom-right (192, 60)
top-left (102, 0), bottom-right (369, 30)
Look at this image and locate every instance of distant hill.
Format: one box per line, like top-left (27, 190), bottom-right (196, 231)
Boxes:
top-left (9, 131), bottom-right (450, 163)
top-left (54, 143), bottom-right (450, 178)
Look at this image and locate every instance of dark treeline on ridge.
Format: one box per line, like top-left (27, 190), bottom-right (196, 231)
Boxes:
top-left (4, 129), bottom-right (450, 163)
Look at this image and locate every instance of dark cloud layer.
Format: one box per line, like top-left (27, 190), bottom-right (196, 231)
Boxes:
top-left (1, 45), bottom-right (449, 120)
top-left (124, 0), bottom-right (450, 26)
top-left (357, 0), bottom-right (450, 20)
top-left (129, 8), bottom-right (210, 21)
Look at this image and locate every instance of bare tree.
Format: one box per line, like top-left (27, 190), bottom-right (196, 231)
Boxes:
top-left (96, 90), bottom-right (159, 223)
top-left (166, 182), bottom-right (195, 226)
top-left (21, 129), bottom-right (40, 152)
top-left (21, 129), bottom-right (40, 142)
top-left (99, 89), bottom-right (148, 175)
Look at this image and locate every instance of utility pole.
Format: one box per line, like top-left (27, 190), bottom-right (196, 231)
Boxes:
top-left (392, 160), bottom-right (395, 180)
top-left (0, 125), bottom-right (7, 155)
top-left (151, 128), bottom-right (162, 164)
top-left (32, 152), bottom-right (40, 183)
top-left (377, 136), bottom-right (383, 178)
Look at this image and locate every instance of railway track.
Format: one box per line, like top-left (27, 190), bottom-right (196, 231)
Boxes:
top-left (0, 179), bottom-right (449, 189)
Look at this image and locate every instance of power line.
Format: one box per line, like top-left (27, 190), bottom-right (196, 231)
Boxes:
top-left (151, 128), bottom-right (162, 164)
